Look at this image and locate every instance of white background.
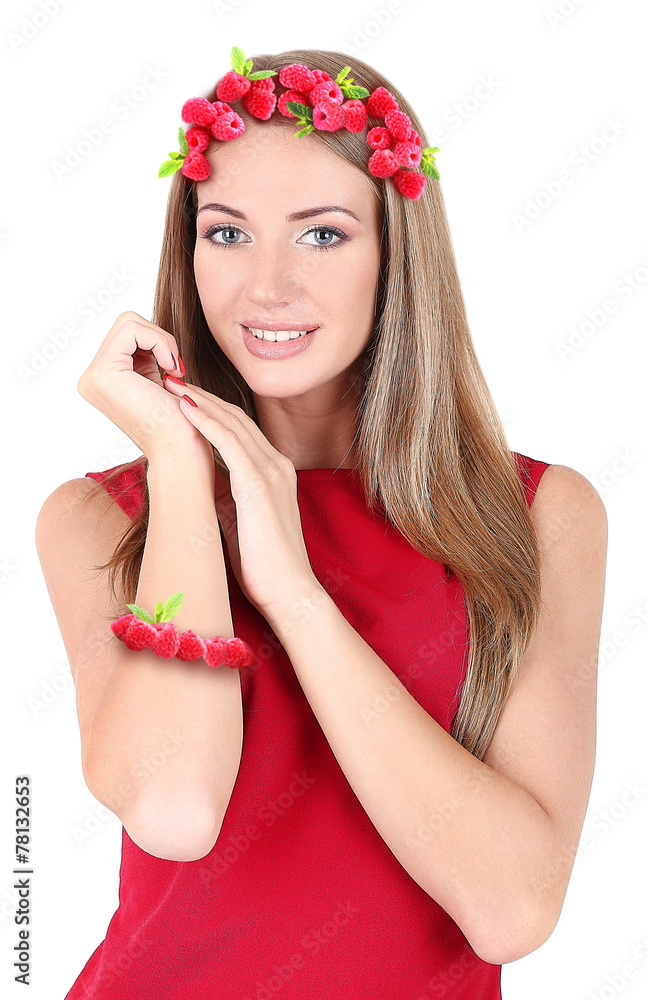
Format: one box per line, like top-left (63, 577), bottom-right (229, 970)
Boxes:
top-left (1, 1), bottom-right (645, 997)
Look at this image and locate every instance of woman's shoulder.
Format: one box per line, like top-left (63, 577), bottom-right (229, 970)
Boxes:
top-left (511, 451), bottom-right (605, 523)
top-left (511, 456), bottom-right (607, 573)
top-left (524, 460), bottom-right (607, 524)
top-left (35, 469), bottom-right (137, 574)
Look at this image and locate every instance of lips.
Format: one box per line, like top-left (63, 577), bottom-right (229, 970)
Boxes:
top-left (241, 322), bottom-right (318, 359)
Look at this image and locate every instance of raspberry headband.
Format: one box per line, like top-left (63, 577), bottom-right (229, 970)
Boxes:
top-left (158, 45), bottom-right (440, 201)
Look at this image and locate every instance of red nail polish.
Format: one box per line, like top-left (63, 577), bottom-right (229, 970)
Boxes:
top-left (177, 354), bottom-right (186, 377)
top-left (181, 394), bottom-right (197, 407)
top-left (163, 373), bottom-right (186, 386)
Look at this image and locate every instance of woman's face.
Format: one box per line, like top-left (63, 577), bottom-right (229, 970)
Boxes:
top-left (193, 123), bottom-right (382, 403)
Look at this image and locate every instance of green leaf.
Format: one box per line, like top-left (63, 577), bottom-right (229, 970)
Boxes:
top-left (294, 124), bottom-right (314, 138)
top-left (336, 66), bottom-right (369, 101)
top-left (420, 146), bottom-right (441, 178)
top-left (344, 85), bottom-right (370, 99)
top-left (244, 58), bottom-right (253, 75)
top-left (168, 150), bottom-right (182, 159)
top-left (178, 126), bottom-right (189, 155)
top-left (126, 603), bottom-right (156, 624)
top-left (420, 155), bottom-right (440, 179)
top-left (158, 158), bottom-right (185, 177)
top-left (286, 101), bottom-right (312, 119)
top-left (154, 600), bottom-right (164, 622)
top-left (248, 69), bottom-right (278, 80)
top-left (161, 592), bottom-right (185, 622)
top-left (231, 46), bottom-right (246, 73)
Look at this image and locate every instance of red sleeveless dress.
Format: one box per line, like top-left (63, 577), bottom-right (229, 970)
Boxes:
top-left (66, 451), bottom-right (550, 999)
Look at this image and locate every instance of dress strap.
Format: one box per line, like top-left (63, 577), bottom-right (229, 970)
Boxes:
top-left (85, 457), bottom-right (148, 522)
top-left (512, 451), bottom-right (551, 509)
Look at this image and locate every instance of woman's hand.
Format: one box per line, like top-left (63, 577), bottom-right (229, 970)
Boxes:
top-left (77, 310), bottom-right (213, 464)
top-left (162, 378), bottom-right (319, 619)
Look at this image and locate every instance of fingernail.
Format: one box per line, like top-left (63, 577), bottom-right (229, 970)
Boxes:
top-left (163, 373), bottom-right (186, 386)
top-left (181, 394), bottom-right (197, 407)
top-left (177, 354), bottom-right (186, 377)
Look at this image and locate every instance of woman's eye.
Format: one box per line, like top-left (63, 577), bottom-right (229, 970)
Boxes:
top-left (300, 226), bottom-right (348, 251)
top-left (199, 223), bottom-right (349, 252)
top-left (201, 224), bottom-right (249, 247)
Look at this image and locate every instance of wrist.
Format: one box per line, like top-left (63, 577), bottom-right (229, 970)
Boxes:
top-left (263, 577), bottom-right (331, 638)
top-left (146, 453), bottom-right (217, 510)
top-left (146, 442), bottom-right (216, 483)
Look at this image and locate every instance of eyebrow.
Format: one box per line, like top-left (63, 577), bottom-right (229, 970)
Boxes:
top-left (195, 202), bottom-right (361, 224)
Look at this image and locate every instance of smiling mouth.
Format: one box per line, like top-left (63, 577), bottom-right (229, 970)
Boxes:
top-left (242, 325), bottom-right (319, 342)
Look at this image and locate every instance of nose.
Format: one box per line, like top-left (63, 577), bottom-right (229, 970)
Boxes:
top-left (244, 238), bottom-right (315, 309)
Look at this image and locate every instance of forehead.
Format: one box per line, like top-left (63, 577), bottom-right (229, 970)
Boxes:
top-left (195, 124), bottom-right (378, 216)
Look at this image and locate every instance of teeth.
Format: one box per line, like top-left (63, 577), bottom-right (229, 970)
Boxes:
top-left (248, 327), bottom-right (313, 342)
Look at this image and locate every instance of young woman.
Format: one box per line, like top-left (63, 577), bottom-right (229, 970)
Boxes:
top-left (36, 46), bottom-right (607, 999)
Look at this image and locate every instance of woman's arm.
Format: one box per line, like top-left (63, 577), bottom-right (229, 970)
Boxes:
top-left (35, 447), bottom-right (243, 862)
top-left (261, 463), bottom-right (608, 965)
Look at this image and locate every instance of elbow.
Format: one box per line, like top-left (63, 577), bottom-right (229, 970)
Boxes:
top-left (125, 792), bottom-right (224, 862)
top-left (82, 759), bottom-right (222, 862)
top-left (467, 900), bottom-right (560, 965)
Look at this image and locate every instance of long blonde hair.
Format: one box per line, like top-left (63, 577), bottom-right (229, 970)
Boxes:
top-left (80, 48), bottom-right (542, 761)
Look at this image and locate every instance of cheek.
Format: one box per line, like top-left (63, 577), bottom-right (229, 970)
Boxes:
top-left (341, 261), bottom-right (378, 315)
top-left (193, 249), bottom-right (226, 307)
top-left (193, 243), bottom-right (253, 293)
top-left (193, 250), bottom-right (206, 293)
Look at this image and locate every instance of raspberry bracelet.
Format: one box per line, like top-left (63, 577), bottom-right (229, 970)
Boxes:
top-left (110, 592), bottom-right (254, 669)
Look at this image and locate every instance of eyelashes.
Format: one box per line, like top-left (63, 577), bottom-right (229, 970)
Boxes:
top-left (199, 222), bottom-right (350, 253)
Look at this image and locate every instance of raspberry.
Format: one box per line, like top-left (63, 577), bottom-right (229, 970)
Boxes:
top-left (278, 89), bottom-right (308, 118)
top-left (202, 636), bottom-right (252, 669)
top-left (176, 630), bottom-right (207, 661)
top-left (392, 140), bottom-right (422, 169)
top-left (312, 98), bottom-right (347, 131)
top-left (392, 169), bottom-right (426, 200)
top-left (249, 76), bottom-right (275, 93)
top-left (384, 110), bottom-right (412, 141)
top-left (367, 126), bottom-right (393, 150)
top-left (224, 637), bottom-right (254, 668)
top-left (211, 100), bottom-right (233, 117)
top-left (243, 83), bottom-right (277, 120)
top-left (366, 86), bottom-right (398, 118)
top-left (182, 151), bottom-right (211, 181)
top-left (408, 128), bottom-right (422, 148)
top-left (216, 70), bottom-right (251, 102)
top-left (151, 622), bottom-right (180, 659)
top-left (308, 80), bottom-right (343, 107)
top-left (181, 98), bottom-right (217, 127)
top-left (342, 99), bottom-right (367, 133)
top-left (185, 126), bottom-right (210, 152)
top-left (123, 618), bottom-right (157, 650)
top-left (311, 69), bottom-right (332, 85)
top-left (279, 63), bottom-right (316, 92)
top-left (368, 148), bottom-right (400, 178)
top-left (203, 637), bottom-right (229, 669)
top-left (210, 111), bottom-right (245, 141)
top-left (110, 613), bottom-right (135, 641)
